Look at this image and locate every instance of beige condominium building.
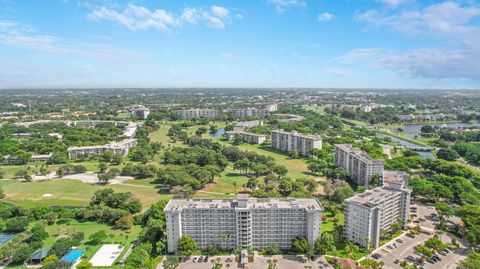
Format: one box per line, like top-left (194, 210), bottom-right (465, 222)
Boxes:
top-left (227, 104), bottom-right (277, 119)
top-left (334, 144), bottom-right (385, 186)
top-left (177, 109), bottom-right (219, 119)
top-left (344, 173), bottom-right (411, 249)
top-left (164, 198), bottom-right (323, 253)
top-left (270, 130), bottom-right (322, 157)
top-left (225, 131), bottom-right (267, 145)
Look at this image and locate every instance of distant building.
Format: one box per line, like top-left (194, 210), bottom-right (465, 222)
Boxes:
top-left (48, 133), bottom-right (63, 141)
top-left (334, 144), bottom-right (384, 186)
top-left (131, 105), bottom-right (150, 119)
top-left (30, 153), bottom-right (53, 162)
top-left (177, 109), bottom-right (219, 119)
top-left (344, 178), bottom-right (411, 249)
top-left (227, 104), bottom-right (277, 119)
top-left (270, 130), bottom-right (322, 157)
top-left (225, 131), bottom-right (267, 144)
top-left (233, 120), bottom-right (263, 132)
top-left (11, 133), bottom-right (32, 138)
top-left (164, 198), bottom-right (323, 253)
top-left (67, 138), bottom-right (137, 159)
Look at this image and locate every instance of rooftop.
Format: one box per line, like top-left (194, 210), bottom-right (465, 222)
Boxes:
top-left (346, 185), bottom-right (410, 208)
top-left (383, 170), bottom-right (409, 186)
top-left (335, 144), bottom-right (384, 165)
top-left (164, 198), bottom-right (323, 212)
top-left (272, 130), bottom-right (322, 140)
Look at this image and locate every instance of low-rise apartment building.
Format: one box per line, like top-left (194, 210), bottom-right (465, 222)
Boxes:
top-left (225, 131), bottom-right (267, 144)
top-left (233, 120), bottom-right (263, 132)
top-left (177, 109), bottom-right (219, 119)
top-left (131, 105), bottom-right (150, 119)
top-left (344, 178), bottom-right (411, 249)
top-left (67, 138), bottom-right (137, 159)
top-left (270, 130), bottom-right (322, 157)
top-left (334, 144), bottom-right (384, 186)
top-left (164, 198), bottom-right (323, 253)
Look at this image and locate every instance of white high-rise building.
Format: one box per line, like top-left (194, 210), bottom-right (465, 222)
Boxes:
top-left (343, 177), bottom-right (411, 249)
top-left (334, 144), bottom-right (384, 186)
top-left (177, 109), bottom-right (219, 119)
top-left (270, 130), bottom-right (322, 157)
top-left (164, 198), bottom-right (323, 253)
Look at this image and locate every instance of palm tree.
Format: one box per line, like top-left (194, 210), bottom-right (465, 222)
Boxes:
top-left (233, 181), bottom-right (237, 194)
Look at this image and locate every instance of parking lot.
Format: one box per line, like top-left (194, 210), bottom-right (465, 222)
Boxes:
top-left (168, 254), bottom-right (333, 269)
top-left (371, 201), bottom-right (469, 268)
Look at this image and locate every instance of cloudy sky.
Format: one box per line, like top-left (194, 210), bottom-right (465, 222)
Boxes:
top-left (1, 0), bottom-right (480, 89)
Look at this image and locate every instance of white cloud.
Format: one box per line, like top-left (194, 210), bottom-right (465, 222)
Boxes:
top-left (348, 1), bottom-right (480, 81)
top-left (0, 19), bottom-right (142, 62)
top-left (324, 68), bottom-right (353, 77)
top-left (88, 4), bottom-right (236, 31)
top-left (317, 12), bottom-right (335, 21)
top-left (211, 5), bottom-right (229, 18)
top-left (268, 0), bottom-right (306, 13)
top-left (377, 0), bottom-right (407, 7)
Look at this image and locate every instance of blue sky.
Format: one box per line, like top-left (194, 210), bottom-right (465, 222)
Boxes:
top-left (1, 0), bottom-right (480, 89)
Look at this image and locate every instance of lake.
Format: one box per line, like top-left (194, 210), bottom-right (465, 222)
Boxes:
top-left (210, 127), bottom-right (225, 139)
top-left (375, 132), bottom-right (435, 159)
top-left (401, 122), bottom-right (480, 133)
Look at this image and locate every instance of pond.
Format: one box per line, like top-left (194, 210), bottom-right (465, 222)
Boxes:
top-left (210, 127), bottom-right (225, 139)
top-left (401, 122), bottom-right (480, 133)
top-left (375, 132), bottom-right (435, 159)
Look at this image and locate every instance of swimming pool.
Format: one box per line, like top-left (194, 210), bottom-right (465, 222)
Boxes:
top-left (60, 249), bottom-right (84, 263)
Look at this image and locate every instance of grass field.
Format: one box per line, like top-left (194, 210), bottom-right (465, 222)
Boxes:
top-left (0, 179), bottom-right (169, 209)
top-left (229, 143), bottom-right (314, 179)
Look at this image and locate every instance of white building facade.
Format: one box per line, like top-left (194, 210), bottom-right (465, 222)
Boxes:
top-left (334, 144), bottom-right (384, 186)
top-left (164, 198), bottom-right (323, 253)
top-left (225, 131), bottom-right (267, 145)
top-left (270, 130), bottom-right (322, 157)
top-left (344, 181), bottom-right (411, 249)
top-left (177, 109), bottom-right (219, 119)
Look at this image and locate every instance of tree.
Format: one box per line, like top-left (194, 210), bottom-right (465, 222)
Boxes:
top-left (76, 260), bottom-right (93, 269)
top-left (42, 254), bottom-right (58, 266)
top-left (290, 237), bottom-right (310, 254)
top-left (177, 235), bottom-right (197, 255)
top-left (369, 173), bottom-right (382, 188)
top-left (272, 165), bottom-right (288, 177)
top-left (47, 152), bottom-right (68, 164)
top-left (261, 243), bottom-right (281, 255)
top-left (332, 181), bottom-right (354, 203)
top-left (5, 217), bottom-right (29, 232)
top-left (88, 230), bottom-right (108, 245)
top-left (195, 127), bottom-right (208, 137)
top-left (458, 251), bottom-right (480, 269)
top-left (98, 162), bottom-right (108, 173)
top-left (420, 125), bottom-right (434, 133)
top-left (125, 243), bottom-right (154, 269)
top-left (112, 153), bottom-right (124, 165)
top-left (288, 150), bottom-right (299, 159)
top-left (437, 148), bottom-right (460, 161)
top-left (314, 233), bottom-right (335, 255)
top-left (30, 223), bottom-right (49, 242)
top-left (115, 215), bottom-right (134, 230)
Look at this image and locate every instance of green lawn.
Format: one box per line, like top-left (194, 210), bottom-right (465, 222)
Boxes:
top-left (198, 168), bottom-right (249, 195)
top-left (321, 210), bottom-right (344, 234)
top-left (0, 179), bottom-right (169, 209)
top-left (228, 143), bottom-right (315, 179)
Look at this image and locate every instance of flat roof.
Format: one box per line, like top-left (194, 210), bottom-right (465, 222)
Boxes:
top-left (383, 170), bottom-right (409, 185)
top-left (346, 186), bottom-right (410, 208)
top-left (335, 144), bottom-right (384, 165)
top-left (271, 130), bottom-right (322, 140)
top-left (165, 198), bottom-right (323, 212)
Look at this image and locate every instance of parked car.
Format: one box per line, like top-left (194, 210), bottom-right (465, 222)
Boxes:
top-left (407, 255), bottom-right (416, 262)
top-left (198, 256), bottom-right (203, 263)
top-left (372, 253), bottom-right (381, 259)
top-left (226, 258), bottom-right (232, 262)
top-left (406, 233), bottom-right (415, 238)
top-left (396, 238), bottom-right (404, 243)
top-left (193, 257), bottom-right (198, 262)
top-left (204, 256), bottom-right (209, 262)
